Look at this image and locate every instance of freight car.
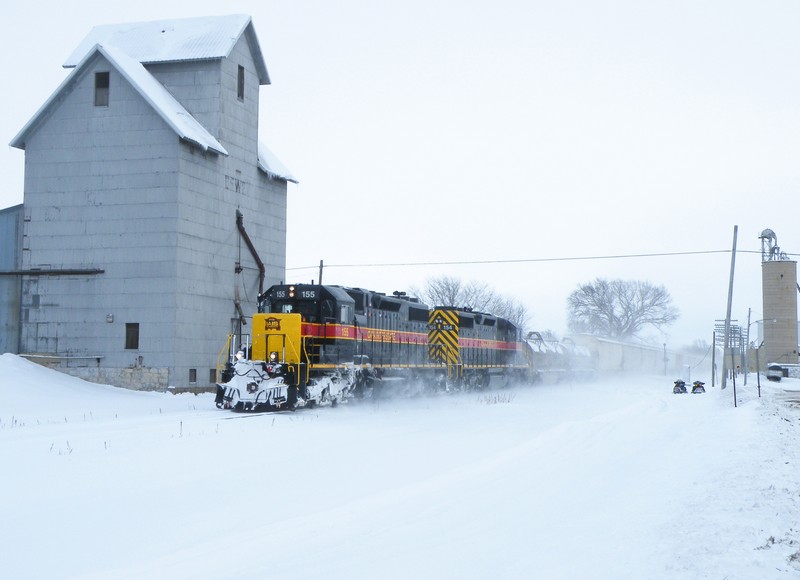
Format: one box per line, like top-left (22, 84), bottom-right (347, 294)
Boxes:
top-left (215, 283), bottom-right (533, 411)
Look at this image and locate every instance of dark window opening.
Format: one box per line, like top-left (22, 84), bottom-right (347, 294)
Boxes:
top-left (409, 307), bottom-right (429, 323)
top-left (346, 290), bottom-right (366, 313)
top-left (459, 315), bottom-right (474, 329)
top-left (209, 368), bottom-right (217, 384)
top-left (237, 65), bottom-right (245, 101)
top-left (125, 323), bottom-right (139, 350)
top-left (95, 72), bottom-right (109, 106)
top-left (379, 300), bottom-right (402, 312)
top-left (189, 369), bottom-right (197, 384)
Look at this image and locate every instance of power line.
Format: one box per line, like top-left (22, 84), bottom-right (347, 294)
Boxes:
top-left (287, 248), bottom-right (765, 272)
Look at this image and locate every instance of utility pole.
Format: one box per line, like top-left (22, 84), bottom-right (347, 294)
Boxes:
top-left (744, 308), bottom-right (751, 385)
top-left (711, 331), bottom-right (716, 387)
top-left (755, 342), bottom-right (762, 398)
top-left (722, 225), bottom-right (738, 390)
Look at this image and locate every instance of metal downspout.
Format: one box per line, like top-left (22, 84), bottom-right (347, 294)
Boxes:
top-left (235, 209), bottom-right (265, 295)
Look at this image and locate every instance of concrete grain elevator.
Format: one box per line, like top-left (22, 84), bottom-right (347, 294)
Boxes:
top-left (760, 229), bottom-right (799, 365)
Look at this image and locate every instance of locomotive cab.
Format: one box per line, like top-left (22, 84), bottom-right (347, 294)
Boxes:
top-left (255, 284), bottom-right (357, 369)
top-left (259, 284), bottom-right (355, 324)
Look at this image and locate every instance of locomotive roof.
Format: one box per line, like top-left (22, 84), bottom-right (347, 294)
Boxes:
top-left (323, 285), bottom-right (355, 304)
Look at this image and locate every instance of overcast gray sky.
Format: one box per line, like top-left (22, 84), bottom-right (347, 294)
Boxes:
top-left (2, 1), bottom-right (799, 346)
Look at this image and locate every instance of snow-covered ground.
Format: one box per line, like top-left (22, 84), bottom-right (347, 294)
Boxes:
top-left (2, 353), bottom-right (800, 579)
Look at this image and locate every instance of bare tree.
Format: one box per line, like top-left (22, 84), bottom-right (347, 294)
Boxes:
top-left (682, 338), bottom-right (711, 355)
top-left (489, 296), bottom-right (530, 332)
top-left (567, 278), bottom-right (678, 340)
top-left (410, 276), bottom-right (530, 331)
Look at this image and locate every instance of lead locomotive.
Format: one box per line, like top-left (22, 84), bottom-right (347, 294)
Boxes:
top-left (215, 283), bottom-right (532, 411)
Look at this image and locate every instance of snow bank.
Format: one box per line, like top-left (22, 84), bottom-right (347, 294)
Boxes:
top-left (0, 353), bottom-right (210, 424)
top-left (1, 354), bottom-right (799, 579)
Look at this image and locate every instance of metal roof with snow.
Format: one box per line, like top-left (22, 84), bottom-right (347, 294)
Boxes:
top-left (11, 14), bottom-right (296, 182)
top-left (63, 14), bottom-right (270, 84)
top-left (258, 142), bottom-right (297, 183)
top-left (11, 43), bottom-right (228, 155)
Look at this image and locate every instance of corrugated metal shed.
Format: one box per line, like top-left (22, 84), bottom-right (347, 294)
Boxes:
top-left (0, 204), bottom-right (23, 271)
top-left (0, 204), bottom-right (23, 354)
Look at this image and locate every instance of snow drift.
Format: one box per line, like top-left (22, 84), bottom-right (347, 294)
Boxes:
top-left (1, 353), bottom-right (799, 579)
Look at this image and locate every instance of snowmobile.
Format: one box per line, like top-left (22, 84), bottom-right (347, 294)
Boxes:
top-left (673, 380), bottom-right (687, 394)
top-left (691, 381), bottom-right (706, 394)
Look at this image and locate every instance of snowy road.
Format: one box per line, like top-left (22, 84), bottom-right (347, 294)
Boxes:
top-left (2, 354), bottom-right (799, 579)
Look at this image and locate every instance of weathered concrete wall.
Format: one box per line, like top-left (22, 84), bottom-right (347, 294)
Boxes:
top-left (67, 366), bottom-right (170, 391)
top-left (24, 355), bottom-right (169, 391)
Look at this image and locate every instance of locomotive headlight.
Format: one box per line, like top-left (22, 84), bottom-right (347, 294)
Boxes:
top-left (288, 285), bottom-right (295, 298)
top-left (247, 382), bottom-right (258, 394)
top-left (269, 351), bottom-right (279, 363)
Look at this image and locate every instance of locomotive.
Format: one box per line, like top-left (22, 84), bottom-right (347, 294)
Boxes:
top-left (215, 282), bottom-right (533, 411)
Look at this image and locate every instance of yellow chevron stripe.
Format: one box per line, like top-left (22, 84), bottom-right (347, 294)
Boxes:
top-left (428, 308), bottom-right (460, 365)
top-left (427, 309), bottom-right (458, 365)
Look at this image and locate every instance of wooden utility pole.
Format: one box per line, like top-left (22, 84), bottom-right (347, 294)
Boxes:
top-left (721, 225), bottom-right (738, 390)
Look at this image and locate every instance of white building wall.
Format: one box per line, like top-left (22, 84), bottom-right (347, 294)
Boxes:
top-left (168, 36), bottom-right (287, 386)
top-left (146, 61), bottom-right (223, 139)
top-left (21, 53), bottom-right (183, 387)
top-left (17, 31), bottom-right (288, 390)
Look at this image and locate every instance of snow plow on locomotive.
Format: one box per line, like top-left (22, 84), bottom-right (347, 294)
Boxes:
top-left (215, 283), bottom-right (534, 411)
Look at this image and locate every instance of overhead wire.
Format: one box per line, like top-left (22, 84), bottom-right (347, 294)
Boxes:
top-left (286, 248), bottom-right (766, 272)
